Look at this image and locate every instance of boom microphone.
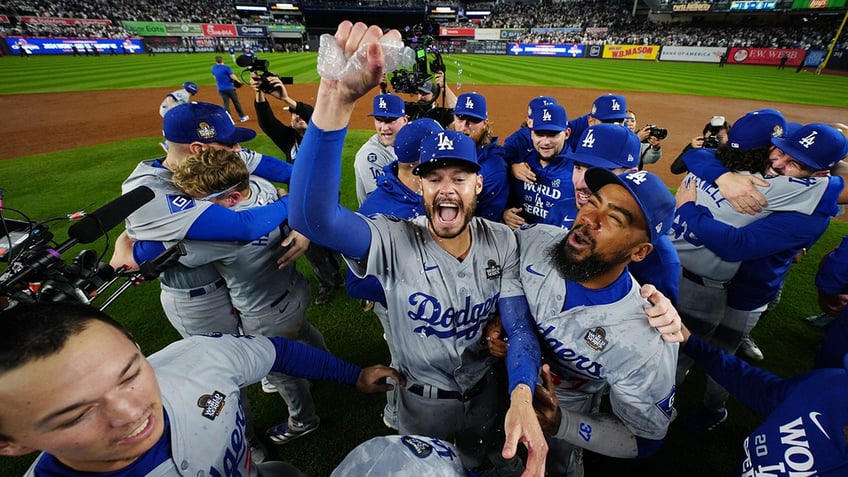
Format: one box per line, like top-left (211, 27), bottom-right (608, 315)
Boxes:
top-left (68, 186), bottom-right (154, 244)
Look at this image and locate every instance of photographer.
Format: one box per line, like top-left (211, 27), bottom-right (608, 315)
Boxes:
top-left (403, 71), bottom-right (457, 128)
top-left (624, 110), bottom-right (665, 170)
top-left (670, 115), bottom-right (732, 174)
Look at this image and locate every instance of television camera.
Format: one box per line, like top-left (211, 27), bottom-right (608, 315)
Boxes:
top-left (0, 186), bottom-right (184, 311)
top-left (236, 54), bottom-right (294, 94)
top-left (389, 35), bottom-right (446, 94)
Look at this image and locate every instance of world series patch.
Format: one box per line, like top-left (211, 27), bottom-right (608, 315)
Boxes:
top-left (584, 327), bottom-right (608, 351)
top-left (485, 259), bottom-right (502, 280)
top-left (197, 390), bottom-right (226, 421)
top-left (401, 435), bottom-right (433, 458)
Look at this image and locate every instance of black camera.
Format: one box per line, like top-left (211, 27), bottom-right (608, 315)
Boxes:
top-left (389, 40), bottom-right (444, 94)
top-left (645, 124), bottom-right (668, 140)
top-left (703, 135), bottom-right (721, 149)
top-left (235, 54), bottom-right (293, 94)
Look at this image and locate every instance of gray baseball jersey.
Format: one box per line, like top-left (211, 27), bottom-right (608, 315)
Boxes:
top-left (177, 177), bottom-right (308, 324)
top-left (672, 172), bottom-right (827, 281)
top-left (25, 333), bottom-right (278, 477)
top-left (354, 134), bottom-right (396, 205)
top-left (346, 214), bottom-right (523, 393)
top-left (515, 224), bottom-right (678, 440)
top-left (159, 88), bottom-right (193, 118)
top-left (331, 435), bottom-right (466, 476)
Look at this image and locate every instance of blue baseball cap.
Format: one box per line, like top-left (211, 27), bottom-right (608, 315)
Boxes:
top-left (163, 102), bottom-right (256, 144)
top-left (784, 121), bottom-right (803, 136)
top-left (369, 94), bottom-right (406, 119)
top-left (528, 96), bottom-right (557, 116)
top-left (183, 81), bottom-right (198, 95)
top-left (590, 94), bottom-right (627, 122)
top-left (585, 168), bottom-right (675, 245)
top-left (727, 109), bottom-right (786, 150)
top-left (568, 124), bottom-right (641, 170)
top-left (413, 130), bottom-right (480, 176)
top-left (454, 92), bottom-right (488, 121)
top-left (531, 104), bottom-right (568, 132)
top-left (394, 118), bottom-right (443, 164)
top-left (771, 123), bottom-right (848, 171)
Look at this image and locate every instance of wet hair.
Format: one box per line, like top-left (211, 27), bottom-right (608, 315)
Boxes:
top-left (171, 148), bottom-right (250, 199)
top-left (0, 302), bottom-right (134, 374)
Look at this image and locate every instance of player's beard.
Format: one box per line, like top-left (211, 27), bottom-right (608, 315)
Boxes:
top-left (548, 225), bottom-right (630, 282)
top-left (425, 195), bottom-right (477, 239)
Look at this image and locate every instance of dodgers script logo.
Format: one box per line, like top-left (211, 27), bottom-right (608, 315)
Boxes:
top-left (209, 401), bottom-right (250, 477)
top-left (407, 292), bottom-right (499, 340)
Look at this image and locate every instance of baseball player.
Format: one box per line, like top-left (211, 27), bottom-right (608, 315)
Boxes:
top-left (0, 302), bottom-right (402, 477)
top-left (120, 102), bottom-right (304, 455)
top-left (351, 118), bottom-right (444, 429)
top-left (159, 82), bottom-right (198, 118)
top-left (676, 321), bottom-right (848, 477)
top-left (161, 149), bottom-right (328, 445)
top-left (564, 123), bottom-right (681, 305)
top-left (502, 103), bottom-right (576, 230)
top-left (354, 93), bottom-right (408, 205)
top-left (502, 95), bottom-right (558, 167)
top-left (452, 92), bottom-right (510, 222)
top-left (673, 118), bottom-right (846, 432)
top-left (289, 21), bottom-right (548, 475)
top-left (514, 167), bottom-right (679, 475)
top-left (564, 93), bottom-right (629, 153)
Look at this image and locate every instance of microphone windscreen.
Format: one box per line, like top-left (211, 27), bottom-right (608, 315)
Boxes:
top-left (68, 186), bottom-right (154, 244)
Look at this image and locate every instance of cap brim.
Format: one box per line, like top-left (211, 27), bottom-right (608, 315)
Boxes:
top-left (454, 112), bottom-right (487, 121)
top-left (532, 125), bottom-right (567, 133)
top-left (412, 158), bottom-right (481, 176)
top-left (218, 127), bottom-right (257, 144)
top-left (584, 167), bottom-right (652, 241)
top-left (368, 113), bottom-right (405, 118)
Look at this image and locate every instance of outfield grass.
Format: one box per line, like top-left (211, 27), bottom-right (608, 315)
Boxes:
top-left (2, 52), bottom-right (847, 107)
top-left (1, 52), bottom-right (847, 476)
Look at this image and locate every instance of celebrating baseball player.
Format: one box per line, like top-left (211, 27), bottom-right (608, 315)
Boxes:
top-left (354, 93), bottom-right (409, 205)
top-left (288, 22), bottom-right (547, 475)
top-left (513, 166), bottom-right (679, 475)
top-left (0, 302), bottom-right (402, 477)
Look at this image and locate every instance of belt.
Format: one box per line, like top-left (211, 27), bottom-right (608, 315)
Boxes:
top-left (407, 377), bottom-right (487, 402)
top-left (189, 278), bottom-right (226, 297)
top-left (682, 268), bottom-right (728, 289)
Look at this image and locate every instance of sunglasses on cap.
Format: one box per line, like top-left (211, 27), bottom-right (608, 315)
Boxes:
top-left (198, 183), bottom-right (239, 201)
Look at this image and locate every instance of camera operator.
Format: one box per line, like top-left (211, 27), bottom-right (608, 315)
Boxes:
top-left (670, 115), bottom-right (732, 174)
top-left (624, 109), bottom-right (664, 170)
top-left (249, 74), bottom-right (345, 306)
top-left (403, 71), bottom-right (457, 128)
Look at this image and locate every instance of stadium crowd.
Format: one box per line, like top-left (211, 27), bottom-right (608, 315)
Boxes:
top-left (0, 0), bottom-right (845, 50)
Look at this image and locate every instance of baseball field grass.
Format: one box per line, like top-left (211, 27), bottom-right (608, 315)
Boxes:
top-left (1, 51), bottom-right (847, 476)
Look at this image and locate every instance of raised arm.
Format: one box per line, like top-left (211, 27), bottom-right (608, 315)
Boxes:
top-left (289, 22), bottom-right (401, 259)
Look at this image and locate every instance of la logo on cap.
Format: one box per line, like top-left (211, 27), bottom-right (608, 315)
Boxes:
top-left (437, 132), bottom-right (454, 150)
top-left (582, 129), bottom-right (597, 148)
top-left (625, 170), bottom-right (648, 185)
top-left (542, 109), bottom-right (552, 122)
top-left (611, 99), bottom-right (621, 111)
top-left (378, 97), bottom-right (388, 110)
top-left (798, 130), bottom-right (818, 149)
top-left (464, 96), bottom-right (475, 109)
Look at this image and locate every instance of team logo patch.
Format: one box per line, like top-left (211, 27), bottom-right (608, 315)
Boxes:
top-left (655, 385), bottom-right (676, 419)
top-left (166, 194), bottom-right (196, 214)
top-left (196, 121), bottom-right (216, 140)
top-left (584, 327), bottom-right (608, 351)
top-left (367, 152), bottom-right (378, 163)
top-left (485, 259), bottom-right (502, 280)
top-left (197, 390), bottom-right (226, 421)
top-left (401, 435), bottom-right (434, 458)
